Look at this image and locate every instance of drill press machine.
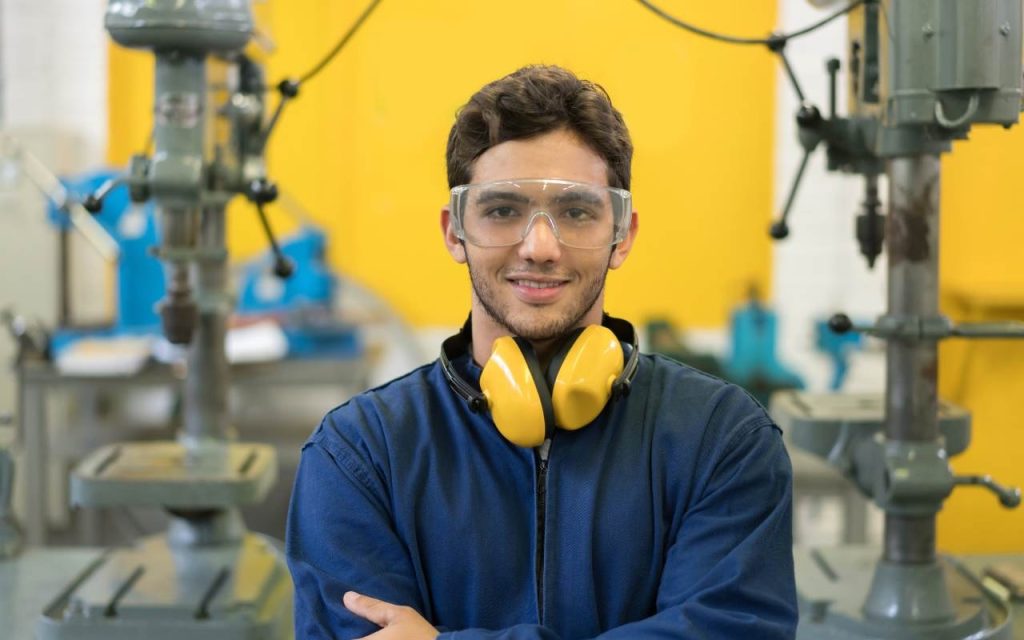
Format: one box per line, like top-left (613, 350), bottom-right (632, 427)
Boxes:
top-left (36, 2), bottom-right (295, 637)
top-left (770, 1), bottom-right (1024, 638)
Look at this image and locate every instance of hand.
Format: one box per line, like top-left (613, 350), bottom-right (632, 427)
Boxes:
top-left (344, 591), bottom-right (439, 640)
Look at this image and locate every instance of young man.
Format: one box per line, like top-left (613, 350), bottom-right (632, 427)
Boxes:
top-left (286, 65), bottom-right (797, 639)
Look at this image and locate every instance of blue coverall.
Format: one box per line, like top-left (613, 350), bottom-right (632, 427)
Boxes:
top-left (286, 351), bottom-right (797, 639)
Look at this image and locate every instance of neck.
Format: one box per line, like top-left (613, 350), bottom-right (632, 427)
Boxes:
top-left (468, 298), bottom-right (605, 367)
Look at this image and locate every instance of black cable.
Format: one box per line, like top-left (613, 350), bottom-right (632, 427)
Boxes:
top-left (294, 0), bottom-right (384, 86)
top-left (778, 49), bottom-right (806, 102)
top-left (207, 0), bottom-right (383, 94)
top-left (635, 0), bottom-right (866, 46)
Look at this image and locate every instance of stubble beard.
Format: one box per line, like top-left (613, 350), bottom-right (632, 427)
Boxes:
top-left (466, 255), bottom-right (609, 342)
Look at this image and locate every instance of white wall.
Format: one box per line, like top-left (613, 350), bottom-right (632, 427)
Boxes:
top-left (2, 0), bottom-right (108, 157)
top-left (0, 0), bottom-right (108, 500)
top-left (773, 0), bottom-right (887, 394)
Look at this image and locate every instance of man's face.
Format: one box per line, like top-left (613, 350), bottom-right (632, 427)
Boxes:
top-left (442, 128), bottom-right (637, 342)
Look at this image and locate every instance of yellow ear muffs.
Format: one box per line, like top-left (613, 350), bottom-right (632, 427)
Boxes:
top-left (439, 314), bottom-right (638, 449)
top-left (546, 325), bottom-right (624, 430)
top-left (479, 336), bottom-right (555, 448)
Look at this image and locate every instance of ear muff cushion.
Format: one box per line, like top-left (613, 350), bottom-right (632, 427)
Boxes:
top-left (549, 325), bottom-right (624, 430)
top-left (479, 336), bottom-right (553, 447)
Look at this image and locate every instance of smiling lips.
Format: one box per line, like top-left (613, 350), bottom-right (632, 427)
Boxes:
top-left (508, 275), bottom-right (570, 303)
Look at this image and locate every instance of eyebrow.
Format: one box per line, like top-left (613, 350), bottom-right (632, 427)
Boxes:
top-left (474, 190), bottom-right (531, 205)
top-left (549, 191), bottom-right (604, 207)
top-left (472, 188), bottom-right (608, 208)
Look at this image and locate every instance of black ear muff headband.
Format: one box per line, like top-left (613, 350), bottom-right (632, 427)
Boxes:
top-left (600, 313), bottom-right (639, 400)
top-left (440, 315), bottom-right (487, 412)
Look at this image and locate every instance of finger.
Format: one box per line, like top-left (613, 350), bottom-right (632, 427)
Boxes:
top-left (353, 629), bottom-right (397, 640)
top-left (344, 591), bottom-right (396, 627)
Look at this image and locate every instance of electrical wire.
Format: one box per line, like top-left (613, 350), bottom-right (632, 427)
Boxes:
top-left (635, 0), bottom-right (866, 46)
top-left (293, 0), bottom-right (384, 86)
top-left (207, 0), bottom-right (383, 93)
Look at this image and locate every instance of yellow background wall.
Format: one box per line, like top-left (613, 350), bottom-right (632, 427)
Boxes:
top-left (938, 127), bottom-right (1024, 553)
top-left (108, 1), bottom-right (779, 330)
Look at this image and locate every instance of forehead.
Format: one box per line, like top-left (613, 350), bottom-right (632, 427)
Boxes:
top-left (469, 128), bottom-right (609, 187)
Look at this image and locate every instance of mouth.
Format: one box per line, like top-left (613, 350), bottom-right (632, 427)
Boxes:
top-left (506, 275), bottom-right (570, 303)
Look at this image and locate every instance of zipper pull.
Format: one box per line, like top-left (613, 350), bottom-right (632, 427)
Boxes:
top-left (537, 438), bottom-right (551, 465)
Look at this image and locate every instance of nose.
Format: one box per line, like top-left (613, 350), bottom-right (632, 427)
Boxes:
top-left (517, 212), bottom-right (562, 263)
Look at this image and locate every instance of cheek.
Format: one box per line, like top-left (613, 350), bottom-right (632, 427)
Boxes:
top-left (581, 252), bottom-right (613, 276)
top-left (467, 249), bottom-right (511, 275)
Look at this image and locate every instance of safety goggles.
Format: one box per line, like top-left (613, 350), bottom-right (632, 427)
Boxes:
top-left (449, 179), bottom-right (632, 250)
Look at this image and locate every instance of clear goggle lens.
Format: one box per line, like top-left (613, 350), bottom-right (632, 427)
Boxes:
top-left (450, 179), bottom-right (632, 249)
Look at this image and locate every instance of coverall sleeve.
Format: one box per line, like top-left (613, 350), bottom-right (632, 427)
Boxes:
top-left (438, 420), bottom-right (797, 640)
top-left (286, 431), bottom-right (427, 640)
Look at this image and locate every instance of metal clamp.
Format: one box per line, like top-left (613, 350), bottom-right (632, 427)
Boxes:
top-left (854, 439), bottom-right (955, 516)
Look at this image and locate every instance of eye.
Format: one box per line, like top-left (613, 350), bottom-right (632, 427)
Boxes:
top-left (484, 205), bottom-right (520, 220)
top-left (562, 207), bottom-right (595, 222)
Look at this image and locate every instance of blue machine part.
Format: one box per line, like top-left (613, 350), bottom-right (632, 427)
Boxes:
top-left (724, 300), bottom-right (805, 403)
top-left (282, 324), bottom-right (361, 359)
top-left (815, 318), bottom-right (864, 390)
top-left (48, 170), bottom-right (164, 332)
top-left (237, 225), bottom-right (361, 359)
top-left (238, 226), bottom-right (336, 315)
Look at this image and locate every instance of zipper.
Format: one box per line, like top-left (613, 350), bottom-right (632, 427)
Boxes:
top-left (535, 438), bottom-right (551, 623)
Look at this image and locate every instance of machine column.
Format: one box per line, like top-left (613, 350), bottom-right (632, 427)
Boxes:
top-left (883, 154), bottom-right (941, 565)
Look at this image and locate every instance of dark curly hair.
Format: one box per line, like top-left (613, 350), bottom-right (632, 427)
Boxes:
top-left (446, 65), bottom-right (633, 190)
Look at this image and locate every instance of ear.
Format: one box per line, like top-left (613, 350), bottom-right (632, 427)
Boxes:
top-left (609, 210), bottom-right (639, 270)
top-left (441, 205), bottom-right (467, 264)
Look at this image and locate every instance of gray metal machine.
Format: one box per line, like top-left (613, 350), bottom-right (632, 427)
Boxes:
top-left (0, 446), bottom-right (22, 559)
top-left (768, 1), bottom-right (1024, 638)
top-left (34, 1), bottom-right (295, 637)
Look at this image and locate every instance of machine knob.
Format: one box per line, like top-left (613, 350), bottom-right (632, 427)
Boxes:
top-left (769, 220), bottom-right (790, 240)
top-left (796, 104), bottom-right (822, 127)
top-left (278, 79), bottom-right (300, 98)
top-left (828, 313), bottom-right (853, 334)
top-left (273, 257), bottom-right (295, 279)
top-left (82, 195), bottom-right (103, 214)
top-left (247, 178), bottom-right (279, 205)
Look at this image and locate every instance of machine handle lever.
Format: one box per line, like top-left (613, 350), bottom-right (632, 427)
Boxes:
top-left (954, 474), bottom-right (1022, 508)
top-left (770, 146), bottom-right (813, 240)
top-left (951, 322), bottom-right (1024, 339)
top-left (771, 41), bottom-right (806, 104)
top-left (0, 134), bottom-right (121, 261)
top-left (248, 179), bottom-right (294, 280)
top-left (826, 58), bottom-right (840, 119)
top-left (257, 79), bottom-right (300, 153)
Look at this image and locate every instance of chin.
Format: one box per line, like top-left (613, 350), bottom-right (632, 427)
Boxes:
top-left (502, 306), bottom-right (582, 341)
